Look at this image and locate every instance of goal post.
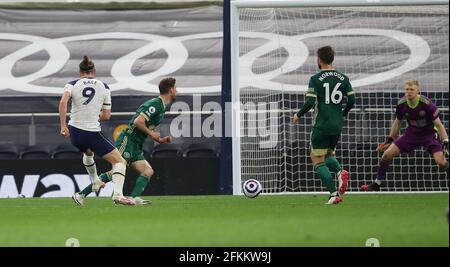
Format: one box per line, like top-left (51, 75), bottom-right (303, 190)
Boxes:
top-left (229, 0), bottom-right (449, 195)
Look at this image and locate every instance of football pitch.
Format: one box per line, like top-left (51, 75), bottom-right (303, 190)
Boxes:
top-left (0, 194), bottom-right (448, 247)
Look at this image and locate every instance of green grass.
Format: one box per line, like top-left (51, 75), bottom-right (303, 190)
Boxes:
top-left (0, 194), bottom-right (448, 247)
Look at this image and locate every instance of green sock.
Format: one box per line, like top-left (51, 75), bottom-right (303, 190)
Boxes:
top-left (315, 163), bottom-right (337, 193)
top-left (131, 175), bottom-right (150, 198)
top-left (80, 172), bottom-right (111, 196)
top-left (325, 156), bottom-right (342, 174)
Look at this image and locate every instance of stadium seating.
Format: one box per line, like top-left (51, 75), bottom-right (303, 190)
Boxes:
top-left (20, 145), bottom-right (51, 159)
top-left (52, 144), bottom-right (81, 159)
top-left (150, 143), bottom-right (182, 158)
top-left (181, 143), bottom-right (219, 158)
top-left (0, 144), bottom-right (19, 159)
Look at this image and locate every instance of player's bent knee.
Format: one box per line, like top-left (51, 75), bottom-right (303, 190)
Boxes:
top-left (382, 151), bottom-right (394, 161)
top-left (311, 155), bottom-right (325, 167)
top-left (105, 149), bottom-right (126, 165)
top-left (141, 166), bottom-right (153, 178)
top-left (437, 160), bottom-right (449, 171)
top-left (110, 157), bottom-right (124, 165)
top-left (118, 157), bottom-right (127, 165)
top-left (112, 150), bottom-right (126, 164)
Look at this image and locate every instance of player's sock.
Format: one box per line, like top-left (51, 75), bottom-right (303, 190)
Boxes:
top-left (79, 185), bottom-right (91, 197)
top-left (112, 162), bottom-right (126, 198)
top-left (131, 175), bottom-right (150, 198)
top-left (99, 172), bottom-right (112, 182)
top-left (79, 172), bottom-right (111, 196)
top-left (315, 163), bottom-right (336, 193)
top-left (83, 154), bottom-right (100, 183)
top-left (325, 156), bottom-right (342, 174)
top-left (376, 159), bottom-right (390, 183)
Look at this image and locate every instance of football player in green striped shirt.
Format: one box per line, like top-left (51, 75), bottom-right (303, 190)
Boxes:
top-left (72, 77), bottom-right (176, 205)
top-left (293, 46), bottom-right (355, 204)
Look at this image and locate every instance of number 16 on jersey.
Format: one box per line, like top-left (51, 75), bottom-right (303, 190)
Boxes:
top-left (323, 82), bottom-right (343, 104)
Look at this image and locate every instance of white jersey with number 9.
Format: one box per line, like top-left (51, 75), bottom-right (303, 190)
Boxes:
top-left (64, 77), bottom-right (111, 132)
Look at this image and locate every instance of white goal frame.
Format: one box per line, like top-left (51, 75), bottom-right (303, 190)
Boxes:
top-left (230, 0), bottom-right (449, 195)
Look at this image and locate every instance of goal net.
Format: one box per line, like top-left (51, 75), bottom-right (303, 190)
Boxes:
top-left (230, 0), bottom-right (449, 194)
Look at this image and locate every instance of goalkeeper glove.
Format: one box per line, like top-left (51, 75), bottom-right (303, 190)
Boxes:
top-left (377, 136), bottom-right (394, 152)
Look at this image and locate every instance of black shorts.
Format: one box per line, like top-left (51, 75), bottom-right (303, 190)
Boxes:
top-left (68, 125), bottom-right (115, 157)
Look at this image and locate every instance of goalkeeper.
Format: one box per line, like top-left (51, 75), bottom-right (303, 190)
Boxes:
top-left (361, 79), bottom-right (449, 191)
top-left (72, 77), bottom-right (176, 205)
top-left (293, 46), bottom-right (355, 204)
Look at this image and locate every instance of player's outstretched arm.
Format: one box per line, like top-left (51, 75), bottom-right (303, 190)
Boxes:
top-left (158, 136), bottom-right (173, 144)
top-left (133, 115), bottom-right (172, 144)
top-left (388, 118), bottom-right (401, 139)
top-left (433, 117), bottom-right (449, 155)
top-left (58, 91), bottom-right (71, 138)
top-left (378, 118), bottom-right (401, 151)
top-left (134, 114), bottom-right (157, 138)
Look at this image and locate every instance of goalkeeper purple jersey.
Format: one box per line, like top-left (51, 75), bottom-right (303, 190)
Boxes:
top-left (395, 95), bottom-right (439, 140)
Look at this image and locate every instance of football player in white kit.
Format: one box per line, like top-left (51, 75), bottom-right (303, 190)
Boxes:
top-left (58, 56), bottom-right (134, 205)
